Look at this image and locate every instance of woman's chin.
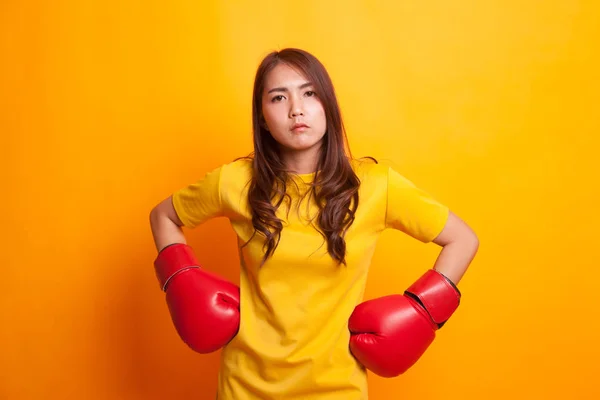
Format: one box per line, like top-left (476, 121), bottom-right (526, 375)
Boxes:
top-left (282, 141), bottom-right (322, 153)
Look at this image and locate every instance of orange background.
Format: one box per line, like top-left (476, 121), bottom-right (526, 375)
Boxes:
top-left (2, 1), bottom-right (599, 399)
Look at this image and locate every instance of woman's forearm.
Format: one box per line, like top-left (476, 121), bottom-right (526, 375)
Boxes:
top-left (432, 238), bottom-right (479, 286)
top-left (149, 209), bottom-right (187, 253)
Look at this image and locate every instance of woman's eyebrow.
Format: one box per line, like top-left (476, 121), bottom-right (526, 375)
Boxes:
top-left (267, 82), bottom-right (313, 94)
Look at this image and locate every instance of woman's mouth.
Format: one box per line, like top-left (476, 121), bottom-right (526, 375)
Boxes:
top-left (291, 123), bottom-right (309, 132)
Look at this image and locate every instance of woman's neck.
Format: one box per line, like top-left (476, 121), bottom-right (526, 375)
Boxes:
top-left (280, 143), bottom-right (323, 174)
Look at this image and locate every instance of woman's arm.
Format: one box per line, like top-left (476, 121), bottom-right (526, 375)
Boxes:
top-left (431, 211), bottom-right (479, 285)
top-left (149, 194), bottom-right (241, 354)
top-left (149, 195), bottom-right (187, 252)
top-left (349, 210), bottom-right (478, 377)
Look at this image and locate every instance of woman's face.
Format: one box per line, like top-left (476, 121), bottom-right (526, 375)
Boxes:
top-left (261, 63), bottom-right (327, 157)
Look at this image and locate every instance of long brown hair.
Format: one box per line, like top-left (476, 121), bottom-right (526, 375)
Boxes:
top-left (243, 48), bottom-right (365, 266)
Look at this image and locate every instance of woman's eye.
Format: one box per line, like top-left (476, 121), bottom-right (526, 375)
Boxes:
top-left (305, 91), bottom-right (316, 97)
top-left (272, 95), bottom-right (284, 102)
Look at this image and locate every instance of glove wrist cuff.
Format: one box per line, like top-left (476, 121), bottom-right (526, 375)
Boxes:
top-left (154, 243), bottom-right (201, 291)
top-left (404, 269), bottom-right (461, 328)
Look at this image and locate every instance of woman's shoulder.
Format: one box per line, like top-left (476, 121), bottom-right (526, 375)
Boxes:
top-left (351, 156), bottom-right (389, 180)
top-left (222, 156), bottom-right (253, 172)
top-left (219, 156), bottom-right (254, 187)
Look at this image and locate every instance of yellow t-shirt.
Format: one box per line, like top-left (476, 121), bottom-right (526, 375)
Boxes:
top-left (171, 157), bottom-right (449, 400)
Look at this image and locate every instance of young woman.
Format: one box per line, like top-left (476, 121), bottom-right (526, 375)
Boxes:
top-left (149, 48), bottom-right (479, 399)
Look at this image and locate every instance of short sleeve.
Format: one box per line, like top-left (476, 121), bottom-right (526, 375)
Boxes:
top-left (171, 165), bottom-right (224, 229)
top-left (385, 166), bottom-right (449, 243)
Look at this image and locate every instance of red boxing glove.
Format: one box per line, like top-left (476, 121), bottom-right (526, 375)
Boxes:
top-left (349, 269), bottom-right (461, 377)
top-left (154, 243), bottom-right (240, 353)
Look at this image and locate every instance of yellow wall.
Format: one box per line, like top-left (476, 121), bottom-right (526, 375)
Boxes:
top-left (2, 1), bottom-right (599, 398)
